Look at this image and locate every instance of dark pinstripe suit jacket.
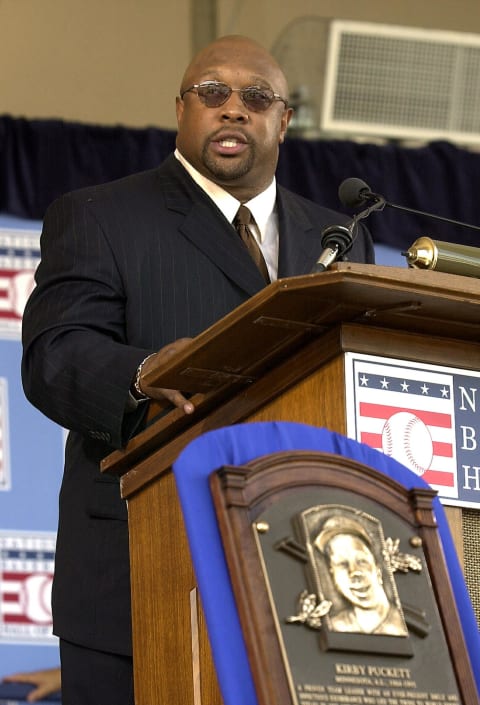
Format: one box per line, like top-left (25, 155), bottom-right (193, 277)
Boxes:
top-left (21, 154), bottom-right (374, 655)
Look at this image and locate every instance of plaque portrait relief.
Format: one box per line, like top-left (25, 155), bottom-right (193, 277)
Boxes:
top-left (289, 506), bottom-right (410, 645)
top-left (314, 510), bottom-right (406, 636)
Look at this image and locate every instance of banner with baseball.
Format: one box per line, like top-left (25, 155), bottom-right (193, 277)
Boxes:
top-left (0, 219), bottom-right (62, 679)
top-left (0, 531), bottom-right (56, 644)
top-left (345, 352), bottom-right (480, 509)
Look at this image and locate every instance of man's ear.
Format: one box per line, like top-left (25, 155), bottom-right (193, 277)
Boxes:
top-left (279, 107), bottom-right (294, 144)
top-left (175, 96), bottom-right (184, 124)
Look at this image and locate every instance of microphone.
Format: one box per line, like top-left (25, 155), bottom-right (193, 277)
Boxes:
top-left (311, 224), bottom-right (354, 272)
top-left (339, 177), bottom-right (375, 209)
top-left (312, 187), bottom-right (386, 273)
top-left (338, 177), bottom-right (480, 234)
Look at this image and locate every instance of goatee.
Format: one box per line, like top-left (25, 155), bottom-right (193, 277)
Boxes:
top-left (202, 145), bottom-right (255, 182)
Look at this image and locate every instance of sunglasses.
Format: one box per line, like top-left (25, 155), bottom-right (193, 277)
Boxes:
top-left (180, 81), bottom-right (289, 112)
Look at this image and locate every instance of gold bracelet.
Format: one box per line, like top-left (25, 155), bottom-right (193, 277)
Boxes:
top-left (133, 353), bottom-right (156, 398)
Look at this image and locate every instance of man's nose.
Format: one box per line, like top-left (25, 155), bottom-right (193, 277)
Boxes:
top-left (220, 92), bottom-right (249, 121)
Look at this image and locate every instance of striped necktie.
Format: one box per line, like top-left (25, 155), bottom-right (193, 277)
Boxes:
top-left (234, 205), bottom-right (270, 283)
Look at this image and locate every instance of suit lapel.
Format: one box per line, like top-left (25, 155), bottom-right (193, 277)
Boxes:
top-left (156, 156), bottom-right (267, 297)
top-left (277, 187), bottom-right (324, 278)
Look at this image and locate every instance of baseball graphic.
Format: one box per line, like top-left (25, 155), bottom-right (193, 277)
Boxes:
top-left (382, 411), bottom-right (433, 476)
top-left (18, 574), bottom-right (53, 624)
top-left (12, 270), bottom-right (36, 318)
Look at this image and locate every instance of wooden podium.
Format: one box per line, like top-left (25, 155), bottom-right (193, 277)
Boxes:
top-left (102, 263), bottom-right (480, 705)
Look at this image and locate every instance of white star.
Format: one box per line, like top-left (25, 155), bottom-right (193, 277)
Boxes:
top-left (421, 384), bottom-right (429, 395)
top-left (360, 375), bottom-right (369, 386)
top-left (380, 378), bottom-right (389, 389)
top-left (401, 381), bottom-right (410, 392)
top-left (440, 387), bottom-right (450, 398)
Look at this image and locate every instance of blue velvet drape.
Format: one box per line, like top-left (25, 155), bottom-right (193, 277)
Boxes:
top-left (1, 114), bottom-right (480, 249)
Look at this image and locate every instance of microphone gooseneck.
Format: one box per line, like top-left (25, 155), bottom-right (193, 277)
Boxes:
top-left (338, 177), bottom-right (480, 233)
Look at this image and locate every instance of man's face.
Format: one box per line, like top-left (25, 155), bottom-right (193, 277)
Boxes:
top-left (327, 534), bottom-right (384, 610)
top-left (175, 37), bottom-right (292, 201)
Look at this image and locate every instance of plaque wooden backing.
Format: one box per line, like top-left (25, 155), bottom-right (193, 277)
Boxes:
top-left (209, 451), bottom-right (478, 705)
top-left (101, 264), bottom-right (480, 705)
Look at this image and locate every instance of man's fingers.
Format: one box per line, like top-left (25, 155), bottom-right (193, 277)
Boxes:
top-left (151, 387), bottom-right (194, 414)
top-left (138, 338), bottom-right (195, 411)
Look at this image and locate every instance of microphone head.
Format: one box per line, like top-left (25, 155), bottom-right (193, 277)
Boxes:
top-left (320, 224), bottom-right (353, 255)
top-left (338, 177), bottom-right (372, 208)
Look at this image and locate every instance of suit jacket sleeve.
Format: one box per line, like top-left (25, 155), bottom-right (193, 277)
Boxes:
top-left (21, 190), bottom-right (154, 449)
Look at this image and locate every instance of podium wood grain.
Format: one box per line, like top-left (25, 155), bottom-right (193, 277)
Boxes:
top-left (102, 264), bottom-right (480, 704)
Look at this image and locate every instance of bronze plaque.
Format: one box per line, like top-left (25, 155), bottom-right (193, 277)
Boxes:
top-left (210, 451), bottom-right (478, 705)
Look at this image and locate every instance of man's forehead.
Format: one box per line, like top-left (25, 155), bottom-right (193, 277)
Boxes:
top-left (182, 40), bottom-right (286, 90)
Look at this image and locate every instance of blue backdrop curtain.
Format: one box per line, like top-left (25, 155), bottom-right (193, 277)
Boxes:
top-left (1, 114), bottom-right (480, 251)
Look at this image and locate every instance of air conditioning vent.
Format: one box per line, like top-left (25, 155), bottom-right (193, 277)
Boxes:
top-left (322, 21), bottom-right (480, 145)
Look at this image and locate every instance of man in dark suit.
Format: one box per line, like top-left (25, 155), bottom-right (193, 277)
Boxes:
top-left (21, 34), bottom-right (374, 705)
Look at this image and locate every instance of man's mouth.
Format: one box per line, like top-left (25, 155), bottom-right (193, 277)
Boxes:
top-left (210, 134), bottom-right (249, 156)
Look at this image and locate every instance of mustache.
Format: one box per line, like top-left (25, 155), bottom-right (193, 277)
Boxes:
top-left (208, 128), bottom-right (250, 143)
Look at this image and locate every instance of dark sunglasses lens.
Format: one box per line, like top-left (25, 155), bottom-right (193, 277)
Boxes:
top-left (197, 83), bottom-right (231, 107)
top-left (242, 88), bottom-right (274, 111)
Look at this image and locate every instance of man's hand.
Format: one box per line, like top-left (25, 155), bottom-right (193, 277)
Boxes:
top-left (138, 338), bottom-right (195, 414)
top-left (2, 667), bottom-right (61, 702)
